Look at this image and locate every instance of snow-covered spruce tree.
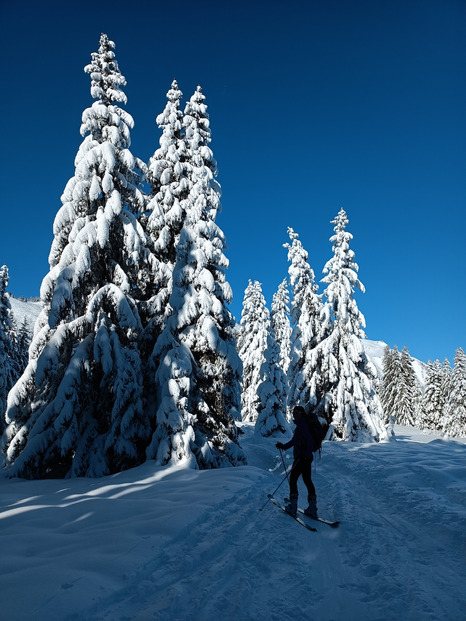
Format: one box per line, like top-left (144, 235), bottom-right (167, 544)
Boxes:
top-left (271, 278), bottom-right (291, 376)
top-left (397, 345), bottom-right (418, 426)
top-left (284, 228), bottom-right (324, 414)
top-left (145, 85), bottom-right (245, 468)
top-left (3, 34), bottom-right (160, 478)
top-left (418, 360), bottom-right (444, 431)
top-left (319, 209), bottom-right (387, 441)
top-left (0, 266), bottom-right (17, 431)
top-left (443, 348), bottom-right (466, 437)
top-left (14, 318), bottom-right (31, 376)
top-left (255, 319), bottom-right (288, 437)
top-left (5, 314), bottom-right (21, 390)
top-left (380, 345), bottom-right (400, 423)
top-left (381, 344), bottom-right (420, 427)
top-left (238, 280), bottom-right (269, 422)
top-left (440, 357), bottom-right (453, 416)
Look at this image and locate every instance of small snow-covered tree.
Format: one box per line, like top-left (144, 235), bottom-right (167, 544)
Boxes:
top-left (271, 278), bottom-right (291, 376)
top-left (284, 228), bottom-right (324, 413)
top-left (418, 360), bottom-right (444, 431)
top-left (3, 34), bottom-right (159, 478)
top-left (0, 266), bottom-right (16, 430)
top-left (238, 280), bottom-right (269, 422)
top-left (255, 321), bottom-right (288, 437)
top-left (443, 348), bottom-right (466, 437)
top-left (319, 209), bottom-right (387, 441)
top-left (146, 85), bottom-right (244, 468)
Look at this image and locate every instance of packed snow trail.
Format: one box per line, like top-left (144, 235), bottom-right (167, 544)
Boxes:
top-left (73, 426), bottom-right (466, 621)
top-left (1, 425), bottom-right (465, 621)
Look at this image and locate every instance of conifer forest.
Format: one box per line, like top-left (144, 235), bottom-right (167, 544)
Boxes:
top-left (0, 34), bottom-right (465, 480)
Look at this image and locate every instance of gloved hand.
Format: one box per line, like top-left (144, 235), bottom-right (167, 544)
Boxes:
top-left (276, 442), bottom-right (284, 450)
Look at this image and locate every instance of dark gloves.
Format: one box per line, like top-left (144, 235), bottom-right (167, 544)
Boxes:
top-left (276, 442), bottom-right (284, 450)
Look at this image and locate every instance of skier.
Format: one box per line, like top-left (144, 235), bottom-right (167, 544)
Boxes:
top-left (276, 405), bottom-right (317, 517)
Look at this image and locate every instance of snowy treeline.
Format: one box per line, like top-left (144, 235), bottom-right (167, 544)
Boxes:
top-left (381, 345), bottom-right (466, 437)
top-left (0, 267), bottom-right (30, 434)
top-left (239, 210), bottom-right (388, 442)
top-left (1, 34), bottom-right (243, 478)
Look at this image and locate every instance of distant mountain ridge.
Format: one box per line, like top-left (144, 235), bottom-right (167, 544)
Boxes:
top-left (363, 339), bottom-right (426, 389)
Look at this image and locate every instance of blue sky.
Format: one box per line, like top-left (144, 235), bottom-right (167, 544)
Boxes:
top-left (0, 0), bottom-right (464, 364)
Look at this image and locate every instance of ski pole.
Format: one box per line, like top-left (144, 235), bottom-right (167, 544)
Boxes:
top-left (258, 449), bottom-right (291, 512)
top-left (259, 472), bottom-right (289, 511)
top-left (279, 448), bottom-right (291, 485)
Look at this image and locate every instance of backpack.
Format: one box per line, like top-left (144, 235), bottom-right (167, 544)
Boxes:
top-left (305, 410), bottom-right (328, 453)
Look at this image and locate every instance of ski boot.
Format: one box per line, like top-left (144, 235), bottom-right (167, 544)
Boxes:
top-left (285, 494), bottom-right (298, 517)
top-left (304, 495), bottom-right (318, 518)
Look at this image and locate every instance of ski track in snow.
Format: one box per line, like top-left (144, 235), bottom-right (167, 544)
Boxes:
top-left (2, 425), bottom-right (465, 621)
top-left (69, 427), bottom-right (465, 621)
top-left (321, 438), bottom-right (466, 621)
top-left (79, 484), bottom-right (303, 621)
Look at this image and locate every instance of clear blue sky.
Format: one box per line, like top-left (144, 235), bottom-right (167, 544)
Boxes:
top-left (0, 0), bottom-right (465, 364)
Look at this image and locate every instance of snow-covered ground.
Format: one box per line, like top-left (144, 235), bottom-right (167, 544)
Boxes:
top-left (1, 424), bottom-right (465, 621)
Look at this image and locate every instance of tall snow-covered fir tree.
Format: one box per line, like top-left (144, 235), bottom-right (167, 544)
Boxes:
top-left (319, 209), bottom-right (387, 441)
top-left (255, 319), bottom-right (288, 437)
top-left (418, 360), bottom-right (444, 431)
top-left (2, 34), bottom-right (160, 478)
top-left (146, 86), bottom-right (244, 468)
top-left (443, 348), bottom-right (466, 437)
top-left (0, 266), bottom-right (17, 430)
top-left (284, 228), bottom-right (324, 413)
top-left (238, 280), bottom-right (269, 422)
top-left (271, 278), bottom-right (291, 377)
top-left (142, 80), bottom-right (188, 339)
top-left (140, 80), bottom-right (188, 415)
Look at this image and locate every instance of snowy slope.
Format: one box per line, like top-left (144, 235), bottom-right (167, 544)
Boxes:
top-left (8, 295), bottom-right (41, 337)
top-left (1, 425), bottom-right (465, 621)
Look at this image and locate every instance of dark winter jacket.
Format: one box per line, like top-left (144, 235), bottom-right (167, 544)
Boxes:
top-left (282, 419), bottom-right (315, 460)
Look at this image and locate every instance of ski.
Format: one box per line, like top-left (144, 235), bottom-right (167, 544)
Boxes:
top-left (297, 509), bottom-right (340, 528)
top-left (268, 495), bottom-right (317, 532)
top-left (284, 498), bottom-right (340, 528)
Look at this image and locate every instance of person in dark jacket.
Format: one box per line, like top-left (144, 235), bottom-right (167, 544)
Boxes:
top-left (276, 405), bottom-right (317, 517)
